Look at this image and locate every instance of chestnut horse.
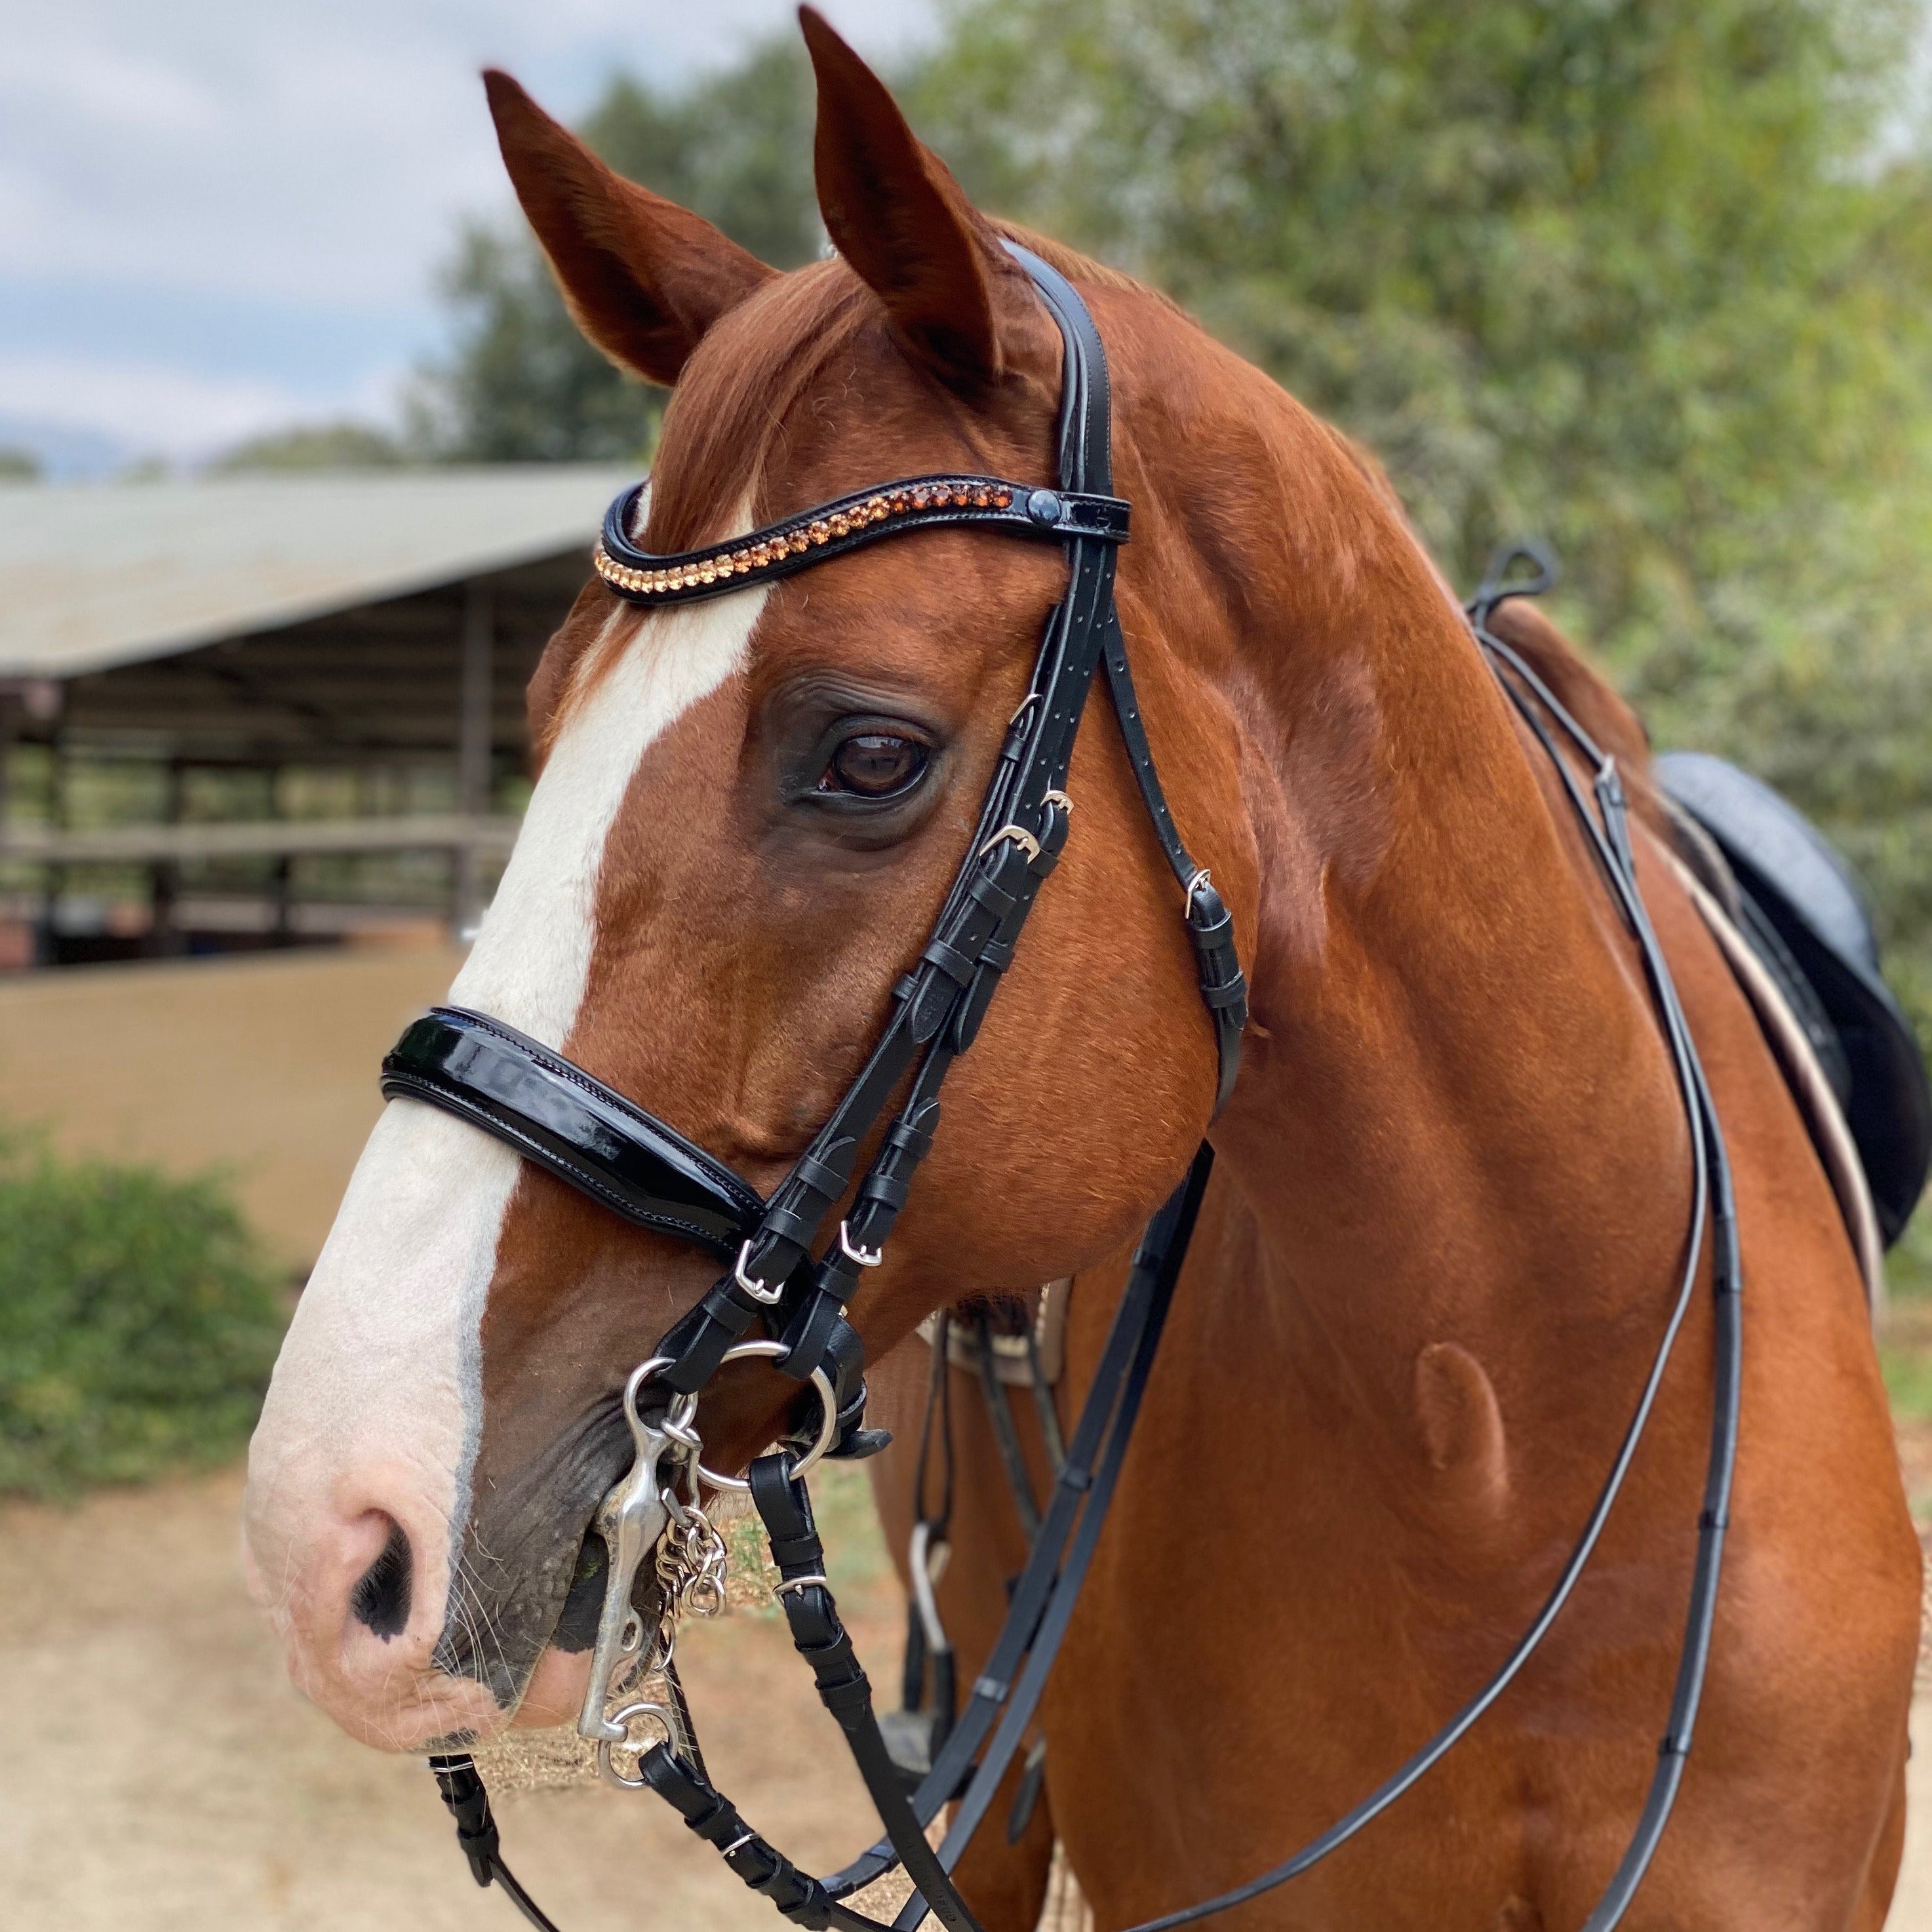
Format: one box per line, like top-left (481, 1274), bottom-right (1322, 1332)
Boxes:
top-left (243, 12), bottom-right (1918, 1928)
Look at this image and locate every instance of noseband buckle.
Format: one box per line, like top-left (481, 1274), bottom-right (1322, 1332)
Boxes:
top-left (733, 1239), bottom-right (785, 1305)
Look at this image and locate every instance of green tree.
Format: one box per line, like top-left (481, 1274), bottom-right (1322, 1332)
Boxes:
top-left (208, 421), bottom-right (404, 471)
top-left (409, 222), bottom-right (663, 462)
top-left (912, 0), bottom-right (1932, 1044)
top-left (914, 0), bottom-right (1931, 647)
top-left (587, 38), bottom-right (820, 268)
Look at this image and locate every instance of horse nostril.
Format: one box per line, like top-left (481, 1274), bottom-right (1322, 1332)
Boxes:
top-left (350, 1519), bottom-right (413, 1640)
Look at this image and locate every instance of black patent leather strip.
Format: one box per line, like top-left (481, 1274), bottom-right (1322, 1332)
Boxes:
top-left (595, 473), bottom-right (1129, 607)
top-left (381, 1008), bottom-right (763, 1257)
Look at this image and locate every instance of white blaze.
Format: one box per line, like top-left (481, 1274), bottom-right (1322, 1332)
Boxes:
top-left (245, 559), bottom-right (766, 1666)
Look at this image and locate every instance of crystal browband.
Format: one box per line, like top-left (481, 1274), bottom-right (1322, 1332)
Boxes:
top-left (594, 472), bottom-right (1132, 606)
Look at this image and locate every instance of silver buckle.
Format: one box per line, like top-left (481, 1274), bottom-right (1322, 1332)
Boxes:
top-left (773, 1572), bottom-right (831, 1597)
top-left (979, 823), bottom-right (1042, 863)
top-left (734, 1238), bottom-right (784, 1305)
top-left (838, 1219), bottom-right (884, 1268)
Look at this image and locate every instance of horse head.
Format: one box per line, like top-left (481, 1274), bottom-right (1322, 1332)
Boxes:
top-left (243, 10), bottom-right (1252, 1752)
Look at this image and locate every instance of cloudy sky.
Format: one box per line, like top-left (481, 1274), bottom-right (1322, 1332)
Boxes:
top-left (1, 0), bottom-right (934, 475)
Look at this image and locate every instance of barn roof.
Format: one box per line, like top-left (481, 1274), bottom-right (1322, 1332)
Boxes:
top-left (0, 465), bottom-right (637, 680)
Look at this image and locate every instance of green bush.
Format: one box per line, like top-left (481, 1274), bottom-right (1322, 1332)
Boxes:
top-left (0, 1141), bottom-right (287, 1499)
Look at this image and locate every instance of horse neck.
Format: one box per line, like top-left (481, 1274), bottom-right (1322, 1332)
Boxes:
top-left (1143, 369), bottom-right (1690, 1433)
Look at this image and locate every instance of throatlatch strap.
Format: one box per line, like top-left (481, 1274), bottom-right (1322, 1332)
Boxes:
top-left (1098, 612), bottom-right (1247, 1115)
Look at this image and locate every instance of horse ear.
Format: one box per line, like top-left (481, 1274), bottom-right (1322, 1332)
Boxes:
top-left (483, 69), bottom-right (776, 387)
top-left (798, 7), bottom-right (1011, 390)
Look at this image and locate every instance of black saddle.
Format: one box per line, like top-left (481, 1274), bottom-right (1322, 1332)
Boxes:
top-left (1655, 750), bottom-right (1931, 1246)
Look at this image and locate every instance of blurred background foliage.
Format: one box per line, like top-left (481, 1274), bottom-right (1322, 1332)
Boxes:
top-left (231, 0), bottom-right (1932, 1279)
top-left (0, 1138), bottom-right (285, 1498)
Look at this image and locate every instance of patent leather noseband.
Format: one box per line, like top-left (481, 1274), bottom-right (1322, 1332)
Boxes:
top-left (383, 1007), bottom-right (763, 1257)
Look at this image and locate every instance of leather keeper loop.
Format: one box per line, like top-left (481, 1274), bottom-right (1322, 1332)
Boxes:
top-left (966, 869), bottom-right (1019, 923)
top-left (700, 1280), bottom-right (762, 1337)
top-left (908, 991), bottom-right (961, 1048)
top-left (428, 1755), bottom-right (500, 1887)
top-left (884, 1103), bottom-right (939, 1160)
top-left (759, 1194), bottom-right (827, 1251)
top-left (765, 1529), bottom-right (825, 1573)
top-left (1186, 878), bottom-right (1233, 936)
top-left (791, 1143), bottom-right (855, 1204)
top-left (780, 1590), bottom-right (846, 1651)
top-left (812, 1665), bottom-right (875, 1722)
top-left (921, 935), bottom-right (978, 988)
top-left (727, 1842), bottom-right (782, 1885)
top-left (855, 1165), bottom-right (914, 1213)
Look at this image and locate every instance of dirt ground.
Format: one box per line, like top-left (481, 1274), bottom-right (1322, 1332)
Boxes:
top-left (7, 1455), bottom-right (1932, 1930)
top-left (0, 1463), bottom-right (907, 1932)
top-left (0, 941), bottom-right (463, 1269)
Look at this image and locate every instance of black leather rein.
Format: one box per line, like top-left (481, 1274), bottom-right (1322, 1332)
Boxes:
top-left (387, 256), bottom-right (1738, 1932)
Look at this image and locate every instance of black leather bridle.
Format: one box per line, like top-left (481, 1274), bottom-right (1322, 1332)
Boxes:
top-left (385, 243), bottom-right (1244, 1459)
top-left (384, 253), bottom-right (1740, 1932)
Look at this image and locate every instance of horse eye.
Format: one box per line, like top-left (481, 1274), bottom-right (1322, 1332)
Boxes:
top-left (819, 732), bottom-right (928, 799)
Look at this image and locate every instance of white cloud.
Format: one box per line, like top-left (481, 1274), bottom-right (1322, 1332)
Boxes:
top-left (1, 0), bottom-right (934, 307)
top-left (0, 0), bottom-right (936, 463)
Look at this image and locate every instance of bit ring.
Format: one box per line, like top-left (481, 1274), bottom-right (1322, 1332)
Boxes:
top-left (595, 1701), bottom-right (677, 1790)
top-left (694, 1340), bottom-right (840, 1493)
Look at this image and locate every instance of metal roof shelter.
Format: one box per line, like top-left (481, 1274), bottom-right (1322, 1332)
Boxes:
top-left (0, 465), bottom-right (633, 964)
